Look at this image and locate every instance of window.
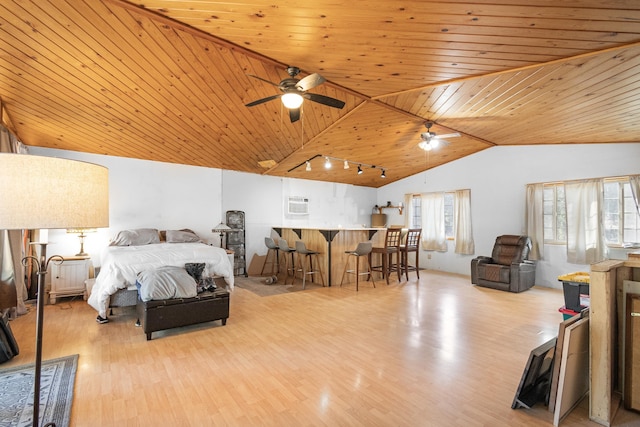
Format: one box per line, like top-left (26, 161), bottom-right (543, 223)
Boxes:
top-left (603, 180), bottom-right (640, 246)
top-left (444, 193), bottom-right (454, 238)
top-left (410, 195), bottom-right (421, 229)
top-left (543, 184), bottom-right (566, 243)
top-left (410, 192), bottom-right (454, 238)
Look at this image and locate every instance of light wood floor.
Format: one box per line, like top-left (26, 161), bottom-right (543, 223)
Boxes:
top-left (6, 270), bottom-right (640, 426)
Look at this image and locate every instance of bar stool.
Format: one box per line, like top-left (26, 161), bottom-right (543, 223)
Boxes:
top-left (340, 242), bottom-right (375, 291)
top-left (278, 238), bottom-right (297, 285)
top-left (295, 241), bottom-right (325, 289)
top-left (400, 229), bottom-right (422, 280)
top-left (369, 228), bottom-right (403, 284)
top-left (261, 237), bottom-right (280, 276)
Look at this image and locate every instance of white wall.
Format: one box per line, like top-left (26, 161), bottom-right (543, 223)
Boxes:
top-left (29, 147), bottom-right (376, 268)
top-left (30, 143), bottom-right (639, 289)
top-left (377, 143), bottom-right (640, 288)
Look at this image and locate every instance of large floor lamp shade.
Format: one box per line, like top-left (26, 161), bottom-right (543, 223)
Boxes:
top-left (0, 153), bottom-right (109, 427)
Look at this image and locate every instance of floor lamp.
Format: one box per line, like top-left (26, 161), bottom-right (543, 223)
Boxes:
top-left (0, 154), bottom-right (109, 427)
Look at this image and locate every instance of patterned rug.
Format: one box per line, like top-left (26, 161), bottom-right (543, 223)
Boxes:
top-left (234, 275), bottom-right (324, 297)
top-left (0, 354), bottom-right (78, 427)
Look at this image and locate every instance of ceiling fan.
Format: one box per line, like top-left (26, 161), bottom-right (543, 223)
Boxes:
top-left (418, 121), bottom-right (460, 151)
top-left (245, 66), bottom-right (346, 123)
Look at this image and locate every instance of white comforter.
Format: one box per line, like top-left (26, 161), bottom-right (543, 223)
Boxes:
top-left (88, 242), bottom-right (234, 318)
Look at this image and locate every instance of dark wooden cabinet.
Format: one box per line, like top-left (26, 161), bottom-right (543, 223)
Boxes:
top-left (226, 210), bottom-right (247, 276)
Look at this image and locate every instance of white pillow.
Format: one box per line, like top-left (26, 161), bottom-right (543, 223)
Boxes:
top-left (136, 266), bottom-right (197, 302)
top-left (110, 228), bottom-right (160, 246)
top-left (166, 229), bottom-right (201, 243)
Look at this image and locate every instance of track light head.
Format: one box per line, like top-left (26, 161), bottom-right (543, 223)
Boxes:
top-left (381, 169), bottom-right (386, 178)
top-left (357, 165), bottom-right (363, 175)
top-left (324, 157), bottom-right (332, 169)
top-left (305, 161), bottom-right (311, 171)
top-left (343, 160), bottom-right (349, 169)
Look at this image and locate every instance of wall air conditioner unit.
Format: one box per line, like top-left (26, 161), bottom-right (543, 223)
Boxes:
top-left (288, 196), bottom-right (309, 215)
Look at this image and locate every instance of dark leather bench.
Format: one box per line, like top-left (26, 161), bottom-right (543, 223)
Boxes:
top-left (136, 288), bottom-right (229, 340)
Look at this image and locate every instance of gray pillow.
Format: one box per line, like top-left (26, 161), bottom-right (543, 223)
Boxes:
top-left (110, 228), bottom-right (160, 246)
top-left (166, 229), bottom-right (200, 243)
top-left (136, 266), bottom-right (197, 301)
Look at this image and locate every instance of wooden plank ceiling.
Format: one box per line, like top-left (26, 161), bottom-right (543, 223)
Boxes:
top-left (1, 0), bottom-right (639, 188)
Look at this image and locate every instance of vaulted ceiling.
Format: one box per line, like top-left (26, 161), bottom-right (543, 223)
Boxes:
top-left (1, 1), bottom-right (639, 187)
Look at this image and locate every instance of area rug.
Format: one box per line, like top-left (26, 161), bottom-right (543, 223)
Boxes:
top-left (0, 354), bottom-right (78, 427)
top-left (234, 275), bottom-right (324, 297)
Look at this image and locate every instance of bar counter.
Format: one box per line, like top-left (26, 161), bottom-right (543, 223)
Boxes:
top-left (272, 227), bottom-right (387, 287)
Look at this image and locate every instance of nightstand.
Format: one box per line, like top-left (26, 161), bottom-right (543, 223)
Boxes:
top-left (49, 256), bottom-right (92, 304)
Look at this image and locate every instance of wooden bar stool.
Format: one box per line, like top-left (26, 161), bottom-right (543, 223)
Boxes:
top-left (400, 229), bottom-right (422, 280)
top-left (295, 241), bottom-right (325, 289)
top-left (278, 238), bottom-right (297, 285)
top-left (340, 242), bottom-right (375, 291)
top-left (261, 237), bottom-right (280, 276)
top-left (369, 228), bottom-right (403, 284)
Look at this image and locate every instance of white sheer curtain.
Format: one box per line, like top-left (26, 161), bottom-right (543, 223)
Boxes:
top-left (565, 179), bottom-right (606, 264)
top-left (629, 175), bottom-right (640, 216)
top-left (404, 193), bottom-right (413, 227)
top-left (525, 183), bottom-right (545, 260)
top-left (454, 189), bottom-right (474, 254)
top-left (0, 125), bottom-right (28, 317)
top-left (421, 192), bottom-right (447, 251)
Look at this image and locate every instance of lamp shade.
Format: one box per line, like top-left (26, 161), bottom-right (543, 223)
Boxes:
top-left (0, 154), bottom-right (109, 230)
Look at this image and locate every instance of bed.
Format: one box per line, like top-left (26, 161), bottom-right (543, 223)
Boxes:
top-left (87, 228), bottom-right (234, 319)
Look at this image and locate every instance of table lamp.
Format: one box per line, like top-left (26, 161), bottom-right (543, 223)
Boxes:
top-left (0, 153), bottom-right (109, 427)
top-left (66, 228), bottom-right (97, 256)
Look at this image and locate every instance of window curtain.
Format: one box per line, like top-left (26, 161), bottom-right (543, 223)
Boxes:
top-left (421, 192), bottom-right (447, 251)
top-left (629, 175), bottom-right (640, 217)
top-left (404, 193), bottom-right (412, 227)
top-left (0, 124), bottom-right (28, 317)
top-left (525, 183), bottom-right (545, 260)
top-left (565, 179), bottom-right (606, 264)
top-left (454, 189), bottom-right (474, 254)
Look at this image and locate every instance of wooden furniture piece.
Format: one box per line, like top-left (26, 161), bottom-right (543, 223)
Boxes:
top-left (370, 228), bottom-right (402, 284)
top-left (590, 258), bottom-right (640, 426)
top-left (49, 256), bottom-right (91, 304)
top-left (624, 293), bottom-right (640, 412)
top-left (295, 241), bottom-right (325, 289)
top-left (226, 210), bottom-right (247, 276)
top-left (261, 237), bottom-right (279, 276)
top-left (136, 288), bottom-right (229, 340)
top-left (340, 242), bottom-right (375, 291)
top-left (278, 238), bottom-right (297, 285)
top-left (400, 229), bottom-right (422, 280)
top-left (274, 227), bottom-right (386, 287)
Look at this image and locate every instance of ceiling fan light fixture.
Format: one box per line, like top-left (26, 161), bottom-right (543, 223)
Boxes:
top-left (418, 141), bottom-right (433, 151)
top-left (281, 92), bottom-right (303, 109)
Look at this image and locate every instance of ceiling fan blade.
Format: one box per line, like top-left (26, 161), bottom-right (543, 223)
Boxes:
top-left (246, 74), bottom-right (280, 87)
top-left (438, 133), bottom-right (461, 139)
top-left (289, 107), bottom-right (301, 123)
top-left (305, 93), bottom-right (346, 109)
top-left (296, 73), bottom-right (325, 91)
top-left (245, 94), bottom-right (281, 107)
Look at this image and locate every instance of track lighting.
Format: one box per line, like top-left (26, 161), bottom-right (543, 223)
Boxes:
top-left (288, 155), bottom-right (387, 179)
